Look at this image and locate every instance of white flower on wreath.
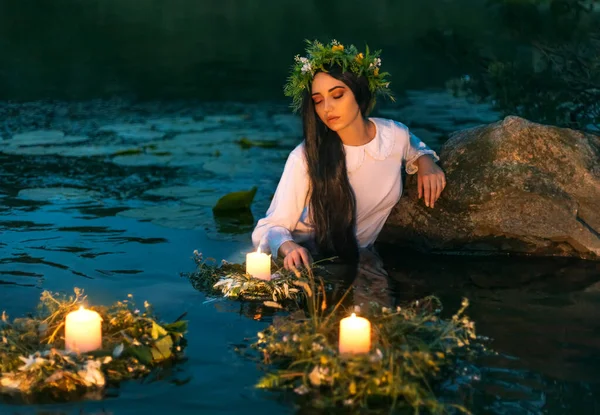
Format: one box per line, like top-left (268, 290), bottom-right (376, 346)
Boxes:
top-left (301, 62), bottom-right (312, 74)
top-left (18, 354), bottom-right (47, 372)
top-left (369, 58), bottom-right (382, 69)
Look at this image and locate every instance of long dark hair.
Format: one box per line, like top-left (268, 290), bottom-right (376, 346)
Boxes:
top-left (301, 66), bottom-right (373, 263)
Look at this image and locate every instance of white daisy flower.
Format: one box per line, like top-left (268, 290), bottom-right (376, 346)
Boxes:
top-left (18, 354), bottom-right (47, 372)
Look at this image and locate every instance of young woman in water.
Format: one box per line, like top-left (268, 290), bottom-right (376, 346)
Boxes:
top-left (252, 40), bottom-right (446, 273)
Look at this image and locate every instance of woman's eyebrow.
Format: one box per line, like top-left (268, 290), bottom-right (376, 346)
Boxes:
top-left (311, 85), bottom-right (345, 96)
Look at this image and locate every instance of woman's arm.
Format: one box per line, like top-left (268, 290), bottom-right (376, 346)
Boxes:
top-left (251, 150), bottom-right (310, 257)
top-left (402, 129), bottom-right (445, 209)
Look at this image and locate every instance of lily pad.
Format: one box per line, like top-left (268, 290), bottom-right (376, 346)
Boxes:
top-left (0, 146), bottom-right (75, 156)
top-left (203, 115), bottom-right (248, 124)
top-left (17, 187), bottom-right (101, 203)
top-left (117, 204), bottom-right (212, 231)
top-left (181, 194), bottom-right (222, 207)
top-left (97, 123), bottom-right (147, 133)
top-left (118, 130), bottom-right (165, 142)
top-left (151, 216), bottom-right (211, 230)
top-left (170, 131), bottom-right (235, 145)
top-left (10, 131), bottom-right (89, 146)
top-left (144, 186), bottom-right (215, 199)
top-left (61, 145), bottom-right (141, 157)
top-left (111, 154), bottom-right (173, 166)
top-left (116, 204), bottom-right (199, 221)
top-left (146, 118), bottom-right (216, 133)
top-left (212, 187), bottom-right (257, 213)
top-left (164, 155), bottom-right (217, 167)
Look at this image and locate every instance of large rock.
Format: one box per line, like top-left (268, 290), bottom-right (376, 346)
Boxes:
top-left (379, 116), bottom-right (600, 260)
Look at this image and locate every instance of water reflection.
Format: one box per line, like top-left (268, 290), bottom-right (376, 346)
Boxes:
top-left (379, 245), bottom-right (600, 413)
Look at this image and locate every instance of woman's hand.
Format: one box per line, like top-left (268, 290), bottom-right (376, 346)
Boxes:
top-left (279, 241), bottom-right (313, 271)
top-left (416, 155), bottom-right (446, 208)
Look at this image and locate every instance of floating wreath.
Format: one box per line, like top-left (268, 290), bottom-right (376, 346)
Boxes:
top-left (0, 288), bottom-right (187, 403)
top-left (183, 250), bottom-right (335, 305)
top-left (236, 276), bottom-right (487, 413)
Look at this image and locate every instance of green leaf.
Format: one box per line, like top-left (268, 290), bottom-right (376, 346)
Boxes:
top-left (256, 373), bottom-right (281, 389)
top-left (151, 335), bottom-right (173, 361)
top-left (151, 321), bottom-right (168, 340)
top-left (128, 345), bottom-right (153, 365)
top-left (163, 320), bottom-right (188, 334)
top-left (212, 187), bottom-right (257, 213)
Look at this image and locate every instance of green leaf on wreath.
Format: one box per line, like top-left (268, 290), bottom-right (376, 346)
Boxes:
top-left (151, 321), bottom-right (168, 340)
top-left (163, 320), bottom-right (188, 334)
top-left (212, 187), bottom-right (257, 213)
top-left (128, 345), bottom-right (153, 365)
top-left (151, 335), bottom-right (173, 361)
top-left (256, 373), bottom-right (281, 389)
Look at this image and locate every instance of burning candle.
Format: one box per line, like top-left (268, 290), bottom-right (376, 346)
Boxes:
top-left (246, 247), bottom-right (271, 280)
top-left (339, 313), bottom-right (371, 355)
top-left (65, 306), bottom-right (103, 353)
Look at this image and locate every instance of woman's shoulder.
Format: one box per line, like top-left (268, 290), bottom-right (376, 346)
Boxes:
top-left (371, 117), bottom-right (410, 137)
top-left (370, 117), bottom-right (412, 153)
top-left (286, 141), bottom-right (308, 170)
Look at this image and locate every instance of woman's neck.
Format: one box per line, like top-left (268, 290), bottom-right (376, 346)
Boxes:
top-left (336, 116), bottom-right (376, 147)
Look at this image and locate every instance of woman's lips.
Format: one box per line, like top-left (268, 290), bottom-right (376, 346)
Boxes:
top-left (327, 116), bottom-right (340, 123)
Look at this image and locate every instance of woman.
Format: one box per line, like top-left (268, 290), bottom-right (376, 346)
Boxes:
top-left (252, 40), bottom-right (446, 272)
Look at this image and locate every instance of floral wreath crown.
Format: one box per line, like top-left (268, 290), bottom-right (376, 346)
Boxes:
top-left (283, 39), bottom-right (395, 113)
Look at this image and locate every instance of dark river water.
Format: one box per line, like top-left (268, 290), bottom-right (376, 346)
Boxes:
top-left (1, 1), bottom-right (600, 414)
top-left (0, 94), bottom-right (599, 415)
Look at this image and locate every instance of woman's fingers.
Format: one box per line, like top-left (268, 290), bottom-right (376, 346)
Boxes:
top-left (422, 176), bottom-right (431, 207)
top-left (417, 174), bottom-right (423, 200)
top-left (435, 175), bottom-right (445, 202)
top-left (283, 248), bottom-right (313, 271)
top-left (299, 249), bottom-right (312, 269)
top-left (283, 255), bottom-right (290, 270)
top-left (429, 178), bottom-right (437, 208)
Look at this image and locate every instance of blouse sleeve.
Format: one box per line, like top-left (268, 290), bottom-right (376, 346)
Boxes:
top-left (403, 129), bottom-right (440, 175)
top-left (251, 150), bottom-right (310, 257)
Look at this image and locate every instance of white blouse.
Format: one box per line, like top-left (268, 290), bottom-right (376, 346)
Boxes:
top-left (251, 117), bottom-right (439, 257)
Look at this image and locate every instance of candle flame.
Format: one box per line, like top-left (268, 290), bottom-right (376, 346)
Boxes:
top-left (350, 313), bottom-right (356, 318)
top-left (257, 246), bottom-right (261, 254)
top-left (79, 305), bottom-right (84, 311)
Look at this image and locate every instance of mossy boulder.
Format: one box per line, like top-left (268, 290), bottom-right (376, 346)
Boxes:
top-left (379, 116), bottom-right (600, 260)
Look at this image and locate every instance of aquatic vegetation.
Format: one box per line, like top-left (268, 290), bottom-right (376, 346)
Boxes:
top-left (186, 250), bottom-right (487, 413)
top-left (0, 288), bottom-right (187, 403)
top-left (212, 187), bottom-right (258, 213)
top-left (243, 275), bottom-right (485, 414)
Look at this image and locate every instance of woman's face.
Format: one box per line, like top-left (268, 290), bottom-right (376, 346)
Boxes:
top-left (311, 72), bottom-right (362, 132)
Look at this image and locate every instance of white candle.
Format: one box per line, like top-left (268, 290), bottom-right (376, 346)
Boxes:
top-left (339, 313), bottom-right (371, 355)
top-left (246, 247), bottom-right (271, 280)
top-left (65, 306), bottom-right (103, 353)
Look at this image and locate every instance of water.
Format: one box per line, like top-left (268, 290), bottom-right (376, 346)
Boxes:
top-left (1, 91), bottom-right (599, 414)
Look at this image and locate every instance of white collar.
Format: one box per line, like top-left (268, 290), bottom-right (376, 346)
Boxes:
top-left (344, 117), bottom-right (396, 173)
